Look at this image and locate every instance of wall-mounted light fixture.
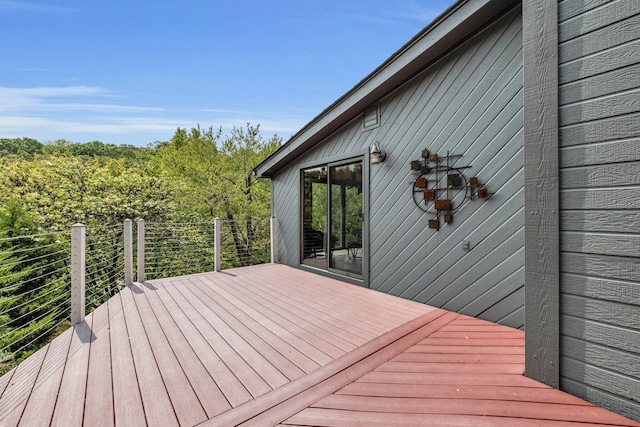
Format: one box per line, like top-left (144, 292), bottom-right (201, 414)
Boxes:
top-left (370, 142), bottom-right (387, 165)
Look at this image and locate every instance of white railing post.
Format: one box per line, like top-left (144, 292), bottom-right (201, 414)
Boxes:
top-left (71, 223), bottom-right (86, 325)
top-left (214, 217), bottom-right (221, 272)
top-left (124, 219), bottom-right (133, 286)
top-left (270, 216), bottom-right (277, 264)
top-left (137, 219), bottom-right (145, 282)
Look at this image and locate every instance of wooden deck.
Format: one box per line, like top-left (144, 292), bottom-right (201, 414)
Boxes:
top-left (0, 264), bottom-right (637, 426)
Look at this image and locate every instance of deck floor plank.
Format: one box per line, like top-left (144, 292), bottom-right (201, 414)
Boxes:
top-left (83, 297), bottom-right (115, 427)
top-left (287, 310), bottom-right (639, 426)
top-left (155, 280), bottom-right (252, 408)
top-left (429, 330), bottom-right (525, 339)
top-left (212, 274), bottom-right (359, 355)
top-left (392, 352), bottom-right (523, 364)
top-left (50, 317), bottom-right (93, 426)
top-left (198, 275), bottom-right (347, 362)
top-left (419, 337), bottom-right (524, 346)
top-left (226, 311), bottom-right (457, 427)
top-left (164, 280), bottom-right (272, 399)
top-left (0, 340), bottom-right (49, 425)
top-left (141, 282), bottom-right (231, 419)
top-left (240, 266), bottom-right (417, 333)
top-left (254, 281), bottom-right (387, 340)
top-left (184, 280), bottom-right (320, 378)
top-left (258, 266), bottom-right (429, 327)
top-left (336, 382), bottom-right (594, 405)
top-left (121, 285), bottom-right (179, 427)
top-left (190, 283), bottom-right (319, 380)
top-left (0, 365), bottom-right (15, 399)
top-left (1, 264), bottom-right (638, 427)
top-left (359, 371), bottom-right (548, 387)
top-left (312, 394), bottom-right (637, 425)
top-left (202, 309), bottom-right (451, 427)
top-left (376, 360), bottom-right (525, 374)
top-left (17, 325), bottom-right (73, 426)
top-left (154, 282), bottom-right (251, 416)
top-left (109, 289), bottom-right (146, 427)
top-left (406, 344), bottom-right (525, 354)
top-left (228, 271), bottom-right (373, 346)
top-left (179, 278), bottom-right (291, 389)
top-left (241, 272), bottom-right (387, 340)
top-left (283, 408), bottom-right (613, 426)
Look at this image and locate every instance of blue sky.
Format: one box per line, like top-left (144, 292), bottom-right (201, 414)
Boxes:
top-left (1, 1), bottom-right (454, 146)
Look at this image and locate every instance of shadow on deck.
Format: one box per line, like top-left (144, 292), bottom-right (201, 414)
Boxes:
top-left (0, 264), bottom-right (637, 426)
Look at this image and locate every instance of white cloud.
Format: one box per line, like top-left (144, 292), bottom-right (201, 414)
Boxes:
top-left (0, 86), bottom-right (107, 98)
top-left (0, 1), bottom-right (75, 14)
top-left (0, 85), bottom-right (305, 145)
top-left (0, 86), bottom-right (163, 113)
top-left (0, 115), bottom-right (179, 135)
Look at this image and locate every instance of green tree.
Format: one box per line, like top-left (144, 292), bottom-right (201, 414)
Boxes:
top-left (40, 139), bottom-right (154, 166)
top-left (157, 124), bottom-right (281, 266)
top-left (0, 138), bottom-right (43, 159)
top-left (0, 199), bottom-right (68, 373)
top-left (0, 155), bottom-right (182, 229)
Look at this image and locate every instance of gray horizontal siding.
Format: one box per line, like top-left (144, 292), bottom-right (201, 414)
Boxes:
top-left (558, 0), bottom-right (640, 420)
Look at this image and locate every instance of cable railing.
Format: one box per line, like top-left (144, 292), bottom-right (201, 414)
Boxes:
top-left (0, 230), bottom-right (71, 374)
top-left (142, 217), bottom-right (272, 279)
top-left (219, 217), bottom-right (271, 268)
top-left (0, 216), bottom-right (275, 375)
top-left (144, 221), bottom-right (216, 280)
top-left (85, 224), bottom-right (126, 312)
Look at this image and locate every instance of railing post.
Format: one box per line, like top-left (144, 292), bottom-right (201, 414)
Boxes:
top-left (214, 217), bottom-right (221, 272)
top-left (71, 223), bottom-right (86, 325)
top-left (124, 219), bottom-right (133, 286)
top-left (270, 216), bottom-right (277, 264)
top-left (137, 219), bottom-right (145, 282)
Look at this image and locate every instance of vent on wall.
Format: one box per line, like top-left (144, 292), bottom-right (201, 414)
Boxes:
top-left (363, 104), bottom-right (380, 130)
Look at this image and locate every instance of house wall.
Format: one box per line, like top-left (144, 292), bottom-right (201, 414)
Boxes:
top-left (272, 6), bottom-right (525, 328)
top-left (557, 0), bottom-right (640, 420)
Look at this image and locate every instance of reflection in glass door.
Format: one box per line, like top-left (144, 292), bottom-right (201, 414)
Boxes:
top-left (329, 162), bottom-right (362, 276)
top-left (302, 167), bottom-right (328, 270)
top-left (301, 160), bottom-right (362, 277)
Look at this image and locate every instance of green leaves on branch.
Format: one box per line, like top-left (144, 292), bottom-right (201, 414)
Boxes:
top-left (157, 123), bottom-right (282, 266)
top-left (0, 155), bottom-right (183, 229)
top-left (157, 123), bottom-right (281, 221)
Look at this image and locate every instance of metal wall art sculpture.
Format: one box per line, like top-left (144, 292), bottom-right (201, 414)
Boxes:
top-left (410, 149), bottom-right (490, 230)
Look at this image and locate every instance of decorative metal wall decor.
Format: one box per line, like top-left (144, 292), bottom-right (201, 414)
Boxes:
top-left (411, 149), bottom-right (490, 230)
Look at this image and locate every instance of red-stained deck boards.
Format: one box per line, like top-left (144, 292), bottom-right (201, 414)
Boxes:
top-left (0, 264), bottom-right (637, 427)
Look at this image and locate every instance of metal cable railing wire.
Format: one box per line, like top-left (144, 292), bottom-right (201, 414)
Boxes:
top-left (219, 217), bottom-right (271, 269)
top-left (0, 230), bottom-right (71, 373)
top-left (85, 225), bottom-right (125, 313)
top-left (144, 221), bottom-right (216, 280)
top-left (0, 218), bottom-right (273, 375)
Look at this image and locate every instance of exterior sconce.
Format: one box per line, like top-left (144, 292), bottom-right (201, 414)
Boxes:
top-left (370, 142), bottom-right (387, 165)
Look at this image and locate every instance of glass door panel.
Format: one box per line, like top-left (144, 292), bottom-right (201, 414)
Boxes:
top-left (302, 167), bottom-right (327, 269)
top-left (328, 162), bottom-right (362, 276)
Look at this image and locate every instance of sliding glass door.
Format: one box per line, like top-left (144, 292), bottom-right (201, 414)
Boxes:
top-left (302, 159), bottom-right (363, 278)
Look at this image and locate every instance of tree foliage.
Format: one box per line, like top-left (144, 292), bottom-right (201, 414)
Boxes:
top-left (0, 199), bottom-right (69, 373)
top-left (0, 155), bottom-right (181, 229)
top-left (156, 124), bottom-right (281, 265)
top-left (0, 138), bottom-right (43, 159)
top-left (0, 126), bottom-right (280, 372)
